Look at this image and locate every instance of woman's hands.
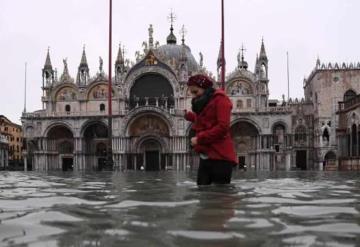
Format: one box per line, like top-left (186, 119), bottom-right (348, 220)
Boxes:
top-left (190, 137), bottom-right (198, 146)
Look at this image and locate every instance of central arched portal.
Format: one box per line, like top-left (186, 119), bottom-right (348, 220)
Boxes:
top-left (127, 114), bottom-right (170, 170)
top-left (231, 121), bottom-right (259, 169)
top-left (139, 139), bottom-right (162, 171)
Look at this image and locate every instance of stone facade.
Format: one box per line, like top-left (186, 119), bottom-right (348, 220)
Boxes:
top-left (23, 23), bottom-right (359, 172)
top-left (0, 115), bottom-right (22, 163)
top-left (304, 60), bottom-right (360, 169)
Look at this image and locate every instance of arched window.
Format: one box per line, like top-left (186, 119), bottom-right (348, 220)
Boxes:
top-left (236, 100), bottom-right (243, 109)
top-left (322, 128), bottom-right (330, 144)
top-left (260, 64), bottom-right (267, 79)
top-left (344, 89), bottom-right (356, 102)
top-left (246, 99), bottom-right (252, 108)
top-left (273, 123), bottom-right (286, 144)
top-left (65, 105), bottom-right (71, 113)
top-left (295, 125), bottom-right (307, 143)
top-left (100, 103), bottom-right (105, 112)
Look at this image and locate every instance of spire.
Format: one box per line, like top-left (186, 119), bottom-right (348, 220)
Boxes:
top-left (44, 47), bottom-right (52, 69)
top-left (316, 56), bottom-right (321, 68)
top-left (115, 43), bottom-right (127, 83)
top-left (42, 47), bottom-right (54, 86)
top-left (166, 11), bottom-right (177, 44)
top-left (259, 37), bottom-right (267, 60)
top-left (76, 46), bottom-right (90, 86)
top-left (116, 43), bottom-right (124, 64)
top-left (80, 45), bottom-right (88, 66)
top-left (255, 53), bottom-right (259, 72)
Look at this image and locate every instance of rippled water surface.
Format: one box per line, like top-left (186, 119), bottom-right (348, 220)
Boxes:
top-left (1, 171), bottom-right (360, 247)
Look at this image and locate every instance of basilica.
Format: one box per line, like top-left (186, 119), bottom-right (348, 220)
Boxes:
top-left (21, 21), bottom-right (360, 171)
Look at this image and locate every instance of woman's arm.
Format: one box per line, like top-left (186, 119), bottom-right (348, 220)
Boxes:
top-left (184, 110), bottom-right (197, 122)
top-left (196, 96), bottom-right (232, 144)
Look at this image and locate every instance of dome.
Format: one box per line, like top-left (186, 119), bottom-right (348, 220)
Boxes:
top-left (156, 44), bottom-right (200, 72)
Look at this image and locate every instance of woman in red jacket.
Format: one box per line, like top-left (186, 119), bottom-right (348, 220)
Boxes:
top-left (185, 74), bottom-right (237, 185)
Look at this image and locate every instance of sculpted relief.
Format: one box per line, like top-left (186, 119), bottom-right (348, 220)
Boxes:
top-left (56, 87), bottom-right (77, 101)
top-left (228, 80), bottom-right (253, 96)
top-left (88, 84), bottom-right (114, 100)
top-left (129, 115), bottom-right (169, 137)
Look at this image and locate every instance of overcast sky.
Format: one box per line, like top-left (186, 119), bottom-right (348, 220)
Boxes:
top-left (1, 0), bottom-right (360, 124)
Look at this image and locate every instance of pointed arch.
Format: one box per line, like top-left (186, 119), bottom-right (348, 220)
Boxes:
top-left (344, 89), bottom-right (356, 102)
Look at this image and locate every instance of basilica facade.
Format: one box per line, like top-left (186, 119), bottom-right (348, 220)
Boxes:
top-left (21, 23), bottom-right (360, 171)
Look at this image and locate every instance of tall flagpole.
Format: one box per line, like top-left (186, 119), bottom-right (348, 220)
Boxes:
top-left (24, 62), bottom-right (27, 113)
top-left (287, 51), bottom-right (290, 101)
top-left (221, 0), bottom-right (225, 90)
top-left (107, 0), bottom-right (113, 169)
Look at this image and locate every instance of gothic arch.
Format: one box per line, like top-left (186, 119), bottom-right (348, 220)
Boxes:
top-left (271, 120), bottom-right (288, 134)
top-left (51, 83), bottom-right (79, 102)
top-left (135, 134), bottom-right (170, 153)
top-left (230, 118), bottom-right (262, 134)
top-left (324, 151), bottom-right (336, 160)
top-left (226, 78), bottom-right (255, 96)
top-left (344, 89), bottom-right (356, 102)
top-left (347, 111), bottom-right (360, 127)
top-left (43, 121), bottom-right (75, 137)
top-left (122, 108), bottom-right (175, 136)
top-left (85, 81), bottom-right (117, 100)
top-left (80, 119), bottom-right (108, 138)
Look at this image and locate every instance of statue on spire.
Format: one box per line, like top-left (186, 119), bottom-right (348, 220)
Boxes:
top-left (99, 56), bottom-right (104, 73)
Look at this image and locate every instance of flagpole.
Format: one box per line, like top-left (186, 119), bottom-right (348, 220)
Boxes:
top-left (221, 0), bottom-right (225, 90)
top-left (107, 0), bottom-right (113, 169)
top-left (24, 62), bottom-right (27, 113)
top-left (287, 51), bottom-right (290, 101)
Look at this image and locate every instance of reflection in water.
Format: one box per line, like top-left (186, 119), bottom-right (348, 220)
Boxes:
top-left (0, 171), bottom-right (360, 246)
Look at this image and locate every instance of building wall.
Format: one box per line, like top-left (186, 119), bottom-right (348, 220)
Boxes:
top-left (0, 116), bottom-right (22, 162)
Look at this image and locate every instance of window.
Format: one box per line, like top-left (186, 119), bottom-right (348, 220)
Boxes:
top-left (65, 105), bottom-right (71, 113)
top-left (246, 99), bottom-right (251, 108)
top-left (100, 103), bottom-right (106, 112)
top-left (344, 90), bottom-right (356, 102)
top-left (273, 124), bottom-right (286, 144)
top-left (236, 100), bottom-right (243, 109)
top-left (295, 125), bottom-right (307, 143)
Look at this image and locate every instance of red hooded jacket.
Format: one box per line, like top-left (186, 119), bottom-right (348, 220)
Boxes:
top-left (185, 89), bottom-right (237, 164)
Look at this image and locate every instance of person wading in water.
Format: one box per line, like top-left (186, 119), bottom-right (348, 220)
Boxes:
top-left (185, 74), bottom-right (237, 185)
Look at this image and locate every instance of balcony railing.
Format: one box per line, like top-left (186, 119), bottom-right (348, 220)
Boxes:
top-left (338, 94), bottom-right (360, 112)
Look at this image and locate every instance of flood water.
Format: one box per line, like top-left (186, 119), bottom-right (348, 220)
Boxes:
top-left (0, 171), bottom-right (360, 247)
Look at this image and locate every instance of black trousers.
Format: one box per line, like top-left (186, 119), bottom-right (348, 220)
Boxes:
top-left (197, 159), bottom-right (234, 185)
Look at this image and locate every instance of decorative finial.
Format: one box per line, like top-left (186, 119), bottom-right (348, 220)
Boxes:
top-left (148, 24), bottom-right (154, 48)
top-left (166, 10), bottom-right (177, 44)
top-left (180, 25), bottom-right (187, 45)
top-left (168, 9), bottom-right (176, 28)
top-left (240, 44), bottom-right (246, 61)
